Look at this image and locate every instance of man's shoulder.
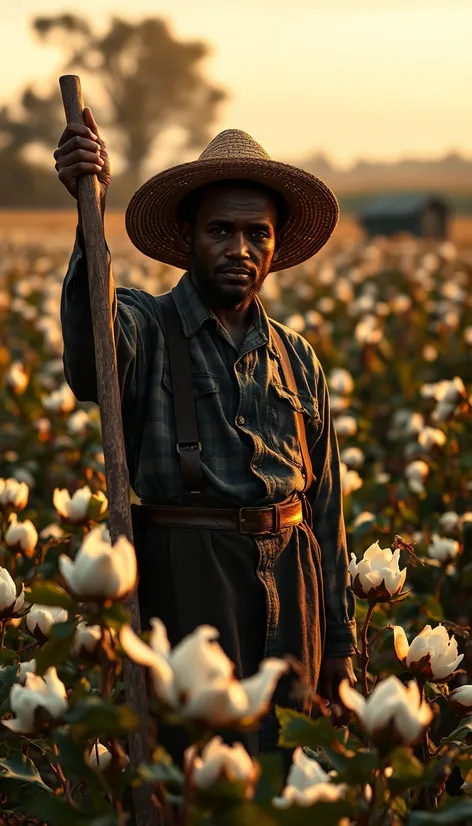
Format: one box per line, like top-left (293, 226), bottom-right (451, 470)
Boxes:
top-left (116, 286), bottom-right (170, 319)
top-left (268, 316), bottom-right (321, 374)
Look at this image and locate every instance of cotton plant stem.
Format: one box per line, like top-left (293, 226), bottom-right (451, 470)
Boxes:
top-left (0, 622), bottom-right (6, 650)
top-left (433, 565), bottom-right (448, 603)
top-left (360, 603), bottom-right (375, 697)
top-left (53, 742), bottom-right (73, 804)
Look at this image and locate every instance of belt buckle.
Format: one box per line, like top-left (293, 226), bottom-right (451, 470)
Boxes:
top-left (238, 504), bottom-right (280, 535)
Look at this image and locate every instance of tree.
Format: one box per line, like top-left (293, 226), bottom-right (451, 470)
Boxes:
top-left (32, 14), bottom-right (226, 191)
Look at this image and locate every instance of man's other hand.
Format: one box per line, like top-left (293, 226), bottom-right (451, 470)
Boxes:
top-left (318, 655), bottom-right (356, 705)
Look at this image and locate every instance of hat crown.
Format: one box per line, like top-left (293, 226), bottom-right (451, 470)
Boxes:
top-left (199, 129), bottom-right (271, 162)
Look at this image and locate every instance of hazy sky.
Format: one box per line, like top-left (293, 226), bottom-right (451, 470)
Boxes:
top-left (2, 0), bottom-right (471, 166)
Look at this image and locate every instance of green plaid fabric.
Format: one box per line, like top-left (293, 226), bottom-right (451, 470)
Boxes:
top-left (61, 236), bottom-right (356, 656)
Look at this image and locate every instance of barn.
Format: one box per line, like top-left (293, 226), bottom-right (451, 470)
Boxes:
top-left (358, 193), bottom-right (450, 239)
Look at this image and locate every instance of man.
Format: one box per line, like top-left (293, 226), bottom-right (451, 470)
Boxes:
top-left (54, 109), bottom-right (356, 751)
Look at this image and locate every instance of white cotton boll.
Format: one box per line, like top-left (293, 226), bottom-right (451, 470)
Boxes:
top-left (334, 416), bottom-right (358, 437)
top-left (67, 410), bottom-right (91, 436)
top-left (59, 527), bottom-right (136, 601)
top-left (340, 463), bottom-right (363, 497)
top-left (427, 534), bottom-right (460, 563)
top-left (285, 314), bottom-right (305, 333)
top-left (417, 426), bottom-right (446, 451)
top-left (26, 605), bottom-right (67, 640)
top-left (348, 541), bottom-right (407, 601)
top-left (341, 447), bottom-right (364, 469)
top-left (438, 512), bottom-right (460, 534)
top-left (43, 384), bottom-right (76, 414)
top-left (5, 514), bottom-right (38, 557)
top-left (355, 315), bottom-right (382, 345)
top-left (339, 676), bottom-right (432, 746)
top-left (185, 737), bottom-right (258, 793)
top-left (394, 624), bottom-right (464, 683)
top-left (6, 362), bottom-right (29, 395)
top-left (3, 668), bottom-right (67, 734)
top-left (352, 512), bottom-right (376, 530)
top-left (272, 747), bottom-right (346, 808)
top-left (328, 368), bottom-right (354, 396)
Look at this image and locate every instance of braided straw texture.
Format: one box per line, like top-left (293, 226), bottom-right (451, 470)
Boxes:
top-left (125, 129), bottom-right (339, 272)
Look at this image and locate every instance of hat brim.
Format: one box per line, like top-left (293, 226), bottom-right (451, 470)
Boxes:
top-left (125, 158), bottom-right (339, 272)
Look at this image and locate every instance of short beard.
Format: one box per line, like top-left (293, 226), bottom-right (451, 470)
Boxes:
top-left (190, 256), bottom-right (265, 310)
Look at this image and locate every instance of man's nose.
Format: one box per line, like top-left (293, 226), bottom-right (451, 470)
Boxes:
top-left (224, 231), bottom-right (250, 259)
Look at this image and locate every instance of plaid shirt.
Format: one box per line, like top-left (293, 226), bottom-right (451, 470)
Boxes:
top-left (61, 236), bottom-right (356, 656)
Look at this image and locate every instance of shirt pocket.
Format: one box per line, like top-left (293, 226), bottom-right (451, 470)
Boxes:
top-left (162, 369), bottom-right (219, 460)
top-left (267, 381), bottom-right (321, 468)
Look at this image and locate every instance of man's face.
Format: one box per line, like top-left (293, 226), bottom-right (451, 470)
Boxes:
top-left (181, 183), bottom-right (280, 309)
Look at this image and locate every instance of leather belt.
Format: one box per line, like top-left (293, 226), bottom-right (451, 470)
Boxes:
top-left (139, 497), bottom-right (304, 535)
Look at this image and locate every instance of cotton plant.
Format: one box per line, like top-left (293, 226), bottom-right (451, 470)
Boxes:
top-left (427, 534), bottom-right (460, 564)
top-left (0, 478), bottom-right (29, 514)
top-left (348, 541), bottom-right (407, 604)
top-left (339, 675), bottom-right (433, 748)
top-left (185, 737), bottom-right (258, 796)
top-left (59, 526), bottom-right (137, 601)
top-left (120, 619), bottom-right (288, 729)
top-left (272, 747), bottom-right (346, 808)
top-left (4, 513), bottom-right (38, 557)
top-left (393, 624), bottom-right (464, 683)
top-left (53, 485), bottom-right (108, 524)
top-left (3, 667), bottom-right (67, 734)
top-left (26, 604), bottom-right (68, 641)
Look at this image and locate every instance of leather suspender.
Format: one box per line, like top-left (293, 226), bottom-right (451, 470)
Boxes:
top-left (269, 324), bottom-right (314, 493)
top-left (161, 293), bottom-right (202, 502)
top-left (160, 292), bottom-right (314, 499)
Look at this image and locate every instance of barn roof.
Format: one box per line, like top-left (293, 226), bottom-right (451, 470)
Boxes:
top-left (359, 193), bottom-right (448, 219)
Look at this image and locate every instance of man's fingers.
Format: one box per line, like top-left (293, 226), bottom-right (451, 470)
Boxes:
top-left (55, 147), bottom-right (104, 170)
top-left (54, 137), bottom-right (102, 161)
top-left (57, 122), bottom-right (97, 148)
top-left (57, 161), bottom-right (104, 182)
top-left (83, 107), bottom-right (100, 138)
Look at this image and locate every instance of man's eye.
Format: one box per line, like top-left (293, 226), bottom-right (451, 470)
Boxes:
top-left (211, 227), bottom-right (226, 236)
top-left (253, 230), bottom-right (269, 239)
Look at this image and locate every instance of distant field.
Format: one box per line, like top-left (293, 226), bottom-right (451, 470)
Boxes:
top-left (1, 209), bottom-right (472, 250)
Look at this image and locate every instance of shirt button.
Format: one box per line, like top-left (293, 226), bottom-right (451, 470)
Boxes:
top-left (237, 415), bottom-right (245, 425)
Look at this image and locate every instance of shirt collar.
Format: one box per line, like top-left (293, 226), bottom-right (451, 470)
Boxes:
top-left (171, 272), bottom-right (279, 356)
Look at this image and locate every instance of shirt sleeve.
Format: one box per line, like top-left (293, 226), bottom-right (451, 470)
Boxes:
top-left (307, 364), bottom-right (357, 658)
top-left (60, 228), bottom-right (160, 418)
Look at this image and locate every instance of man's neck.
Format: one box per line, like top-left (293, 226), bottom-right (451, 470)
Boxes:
top-left (213, 303), bottom-right (254, 349)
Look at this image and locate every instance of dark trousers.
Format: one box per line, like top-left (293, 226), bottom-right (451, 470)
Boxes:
top-left (132, 505), bottom-right (324, 760)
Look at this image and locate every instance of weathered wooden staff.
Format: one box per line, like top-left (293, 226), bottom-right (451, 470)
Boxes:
top-left (59, 74), bottom-right (157, 826)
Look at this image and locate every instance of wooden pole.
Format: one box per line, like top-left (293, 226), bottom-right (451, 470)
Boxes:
top-left (59, 74), bottom-right (158, 826)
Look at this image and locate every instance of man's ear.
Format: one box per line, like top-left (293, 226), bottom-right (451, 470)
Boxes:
top-left (179, 221), bottom-right (192, 253)
top-left (272, 228), bottom-right (284, 262)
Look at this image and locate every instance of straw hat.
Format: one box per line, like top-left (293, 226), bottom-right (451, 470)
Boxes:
top-left (125, 129), bottom-right (339, 272)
